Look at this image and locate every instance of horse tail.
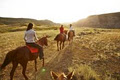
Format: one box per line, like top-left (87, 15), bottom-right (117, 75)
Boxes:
top-left (0, 50), bottom-right (16, 70)
top-left (54, 34), bottom-right (59, 40)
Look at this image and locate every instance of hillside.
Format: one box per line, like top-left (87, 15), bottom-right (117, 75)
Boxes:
top-left (0, 17), bottom-right (59, 26)
top-left (74, 12), bottom-right (120, 28)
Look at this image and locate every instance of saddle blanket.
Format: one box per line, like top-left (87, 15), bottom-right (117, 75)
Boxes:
top-left (26, 45), bottom-right (39, 53)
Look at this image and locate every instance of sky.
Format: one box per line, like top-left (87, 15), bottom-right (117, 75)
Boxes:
top-left (0, 0), bottom-right (120, 23)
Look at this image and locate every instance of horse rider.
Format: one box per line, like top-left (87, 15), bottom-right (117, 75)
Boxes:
top-left (59, 25), bottom-right (64, 34)
top-left (69, 24), bottom-right (75, 36)
top-left (59, 25), bottom-right (68, 40)
top-left (24, 23), bottom-right (44, 60)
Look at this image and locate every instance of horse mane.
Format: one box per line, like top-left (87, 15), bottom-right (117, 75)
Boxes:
top-left (40, 37), bottom-right (45, 41)
top-left (37, 36), bottom-right (47, 46)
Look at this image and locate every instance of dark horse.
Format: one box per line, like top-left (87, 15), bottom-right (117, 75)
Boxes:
top-left (54, 30), bottom-right (68, 51)
top-left (68, 31), bottom-right (74, 44)
top-left (0, 36), bottom-right (48, 80)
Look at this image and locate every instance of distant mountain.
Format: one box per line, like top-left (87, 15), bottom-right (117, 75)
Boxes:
top-left (74, 12), bottom-right (120, 28)
top-left (0, 17), bottom-right (59, 26)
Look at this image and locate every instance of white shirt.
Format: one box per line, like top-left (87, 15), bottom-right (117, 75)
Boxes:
top-left (69, 26), bottom-right (74, 30)
top-left (24, 29), bottom-right (38, 43)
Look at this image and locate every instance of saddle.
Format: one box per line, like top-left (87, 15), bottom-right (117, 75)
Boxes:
top-left (60, 33), bottom-right (67, 41)
top-left (26, 45), bottom-right (39, 54)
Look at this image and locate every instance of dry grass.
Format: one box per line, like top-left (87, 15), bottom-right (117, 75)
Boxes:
top-left (0, 26), bottom-right (120, 80)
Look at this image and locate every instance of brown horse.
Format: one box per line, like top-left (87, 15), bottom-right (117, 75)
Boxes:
top-left (68, 31), bottom-right (74, 44)
top-left (0, 36), bottom-right (48, 80)
top-left (51, 71), bottom-right (74, 80)
top-left (54, 30), bottom-right (68, 51)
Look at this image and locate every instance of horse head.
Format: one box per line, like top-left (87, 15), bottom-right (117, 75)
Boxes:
top-left (37, 35), bottom-right (48, 46)
top-left (51, 71), bottom-right (74, 80)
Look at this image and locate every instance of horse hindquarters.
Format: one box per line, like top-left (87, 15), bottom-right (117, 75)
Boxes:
top-left (1, 50), bottom-right (16, 70)
top-left (54, 34), bottom-right (59, 41)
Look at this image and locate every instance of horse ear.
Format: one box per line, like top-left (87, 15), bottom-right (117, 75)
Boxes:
top-left (51, 71), bottom-right (58, 79)
top-left (67, 71), bottom-right (74, 80)
top-left (61, 73), bottom-right (67, 78)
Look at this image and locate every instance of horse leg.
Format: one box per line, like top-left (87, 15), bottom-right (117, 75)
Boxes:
top-left (57, 41), bottom-right (59, 51)
top-left (68, 36), bottom-right (70, 45)
top-left (21, 62), bottom-right (28, 80)
top-left (72, 37), bottom-right (73, 42)
top-left (10, 62), bottom-right (18, 80)
top-left (42, 58), bottom-right (45, 67)
top-left (60, 41), bottom-right (62, 50)
top-left (34, 59), bottom-right (37, 71)
top-left (69, 39), bottom-right (70, 45)
top-left (68, 36), bottom-right (70, 41)
top-left (62, 41), bottom-right (64, 49)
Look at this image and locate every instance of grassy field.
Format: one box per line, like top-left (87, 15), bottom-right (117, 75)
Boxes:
top-left (0, 24), bottom-right (60, 33)
top-left (0, 26), bottom-right (120, 80)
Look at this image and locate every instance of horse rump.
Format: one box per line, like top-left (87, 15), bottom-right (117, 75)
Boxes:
top-left (54, 34), bottom-right (60, 40)
top-left (0, 50), bottom-right (16, 70)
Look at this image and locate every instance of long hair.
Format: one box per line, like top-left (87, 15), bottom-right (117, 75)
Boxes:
top-left (26, 23), bottom-right (33, 31)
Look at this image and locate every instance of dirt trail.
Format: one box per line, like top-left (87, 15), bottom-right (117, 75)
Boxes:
top-left (33, 39), bottom-right (97, 80)
top-left (32, 41), bottom-right (73, 80)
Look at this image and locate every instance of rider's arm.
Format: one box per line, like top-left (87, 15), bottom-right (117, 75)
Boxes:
top-left (34, 32), bottom-right (38, 41)
top-left (24, 33), bottom-right (27, 42)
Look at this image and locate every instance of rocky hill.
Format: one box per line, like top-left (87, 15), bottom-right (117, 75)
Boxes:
top-left (0, 17), bottom-right (59, 26)
top-left (74, 12), bottom-right (120, 28)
